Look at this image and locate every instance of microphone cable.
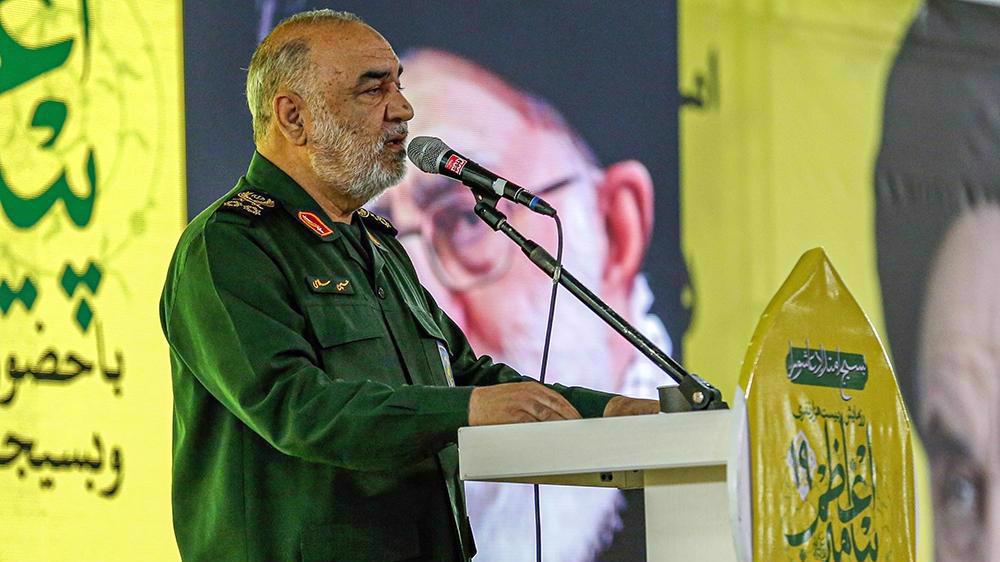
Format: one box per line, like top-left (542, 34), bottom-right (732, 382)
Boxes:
top-left (534, 213), bottom-right (564, 562)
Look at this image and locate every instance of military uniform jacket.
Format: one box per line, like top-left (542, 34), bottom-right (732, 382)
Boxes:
top-left (159, 152), bottom-right (616, 562)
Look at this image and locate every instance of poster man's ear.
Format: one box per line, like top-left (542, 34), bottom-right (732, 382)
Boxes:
top-left (598, 160), bottom-right (654, 302)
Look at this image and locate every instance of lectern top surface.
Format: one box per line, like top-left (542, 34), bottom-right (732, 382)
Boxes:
top-left (458, 410), bottom-right (731, 482)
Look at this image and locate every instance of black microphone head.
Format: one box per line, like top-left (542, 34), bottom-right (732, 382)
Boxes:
top-left (407, 136), bottom-right (449, 174)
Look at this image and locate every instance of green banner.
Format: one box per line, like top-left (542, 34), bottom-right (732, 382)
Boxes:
top-left (786, 345), bottom-right (869, 393)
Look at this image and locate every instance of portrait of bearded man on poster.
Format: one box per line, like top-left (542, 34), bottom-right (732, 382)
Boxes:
top-left (368, 49), bottom-right (675, 562)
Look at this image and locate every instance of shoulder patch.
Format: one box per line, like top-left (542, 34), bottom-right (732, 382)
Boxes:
top-left (357, 207), bottom-right (397, 236)
top-left (219, 190), bottom-right (278, 218)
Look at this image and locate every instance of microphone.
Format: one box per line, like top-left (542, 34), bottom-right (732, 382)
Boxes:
top-left (406, 136), bottom-right (557, 217)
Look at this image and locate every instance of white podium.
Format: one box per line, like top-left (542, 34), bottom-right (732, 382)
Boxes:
top-left (458, 410), bottom-right (743, 561)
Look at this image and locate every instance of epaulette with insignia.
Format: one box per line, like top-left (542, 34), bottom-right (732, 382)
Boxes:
top-left (219, 190), bottom-right (279, 218)
top-left (356, 207), bottom-right (398, 236)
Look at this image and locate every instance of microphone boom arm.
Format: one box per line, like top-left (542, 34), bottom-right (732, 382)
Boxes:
top-left (473, 201), bottom-right (728, 411)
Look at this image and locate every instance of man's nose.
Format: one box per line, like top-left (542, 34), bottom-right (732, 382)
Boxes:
top-left (386, 88), bottom-right (414, 122)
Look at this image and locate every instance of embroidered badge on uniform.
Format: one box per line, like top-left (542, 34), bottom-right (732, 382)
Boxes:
top-left (358, 208), bottom-right (398, 236)
top-left (307, 276), bottom-right (354, 294)
top-left (373, 214), bottom-right (397, 235)
top-left (366, 232), bottom-right (384, 249)
top-left (297, 211), bottom-right (333, 237)
top-left (220, 190), bottom-right (276, 217)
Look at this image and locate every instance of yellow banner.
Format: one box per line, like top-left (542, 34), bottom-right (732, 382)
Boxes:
top-left (739, 249), bottom-right (915, 561)
top-left (0, 1), bottom-right (184, 560)
top-left (679, 2), bottom-right (934, 557)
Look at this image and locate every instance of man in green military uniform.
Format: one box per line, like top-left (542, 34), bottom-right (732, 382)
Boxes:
top-left (160, 10), bottom-right (658, 561)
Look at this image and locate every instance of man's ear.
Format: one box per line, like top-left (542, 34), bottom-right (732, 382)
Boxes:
top-left (272, 91), bottom-right (308, 146)
top-left (598, 160), bottom-right (654, 303)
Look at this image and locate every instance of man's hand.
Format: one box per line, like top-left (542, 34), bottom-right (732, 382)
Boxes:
top-left (603, 396), bottom-right (660, 417)
top-left (468, 382), bottom-right (583, 426)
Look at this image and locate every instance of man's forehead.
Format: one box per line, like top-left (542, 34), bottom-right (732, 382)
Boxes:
top-left (920, 337), bottom-right (999, 460)
top-left (921, 210), bottom-right (1000, 339)
top-left (304, 22), bottom-right (400, 78)
top-left (400, 56), bottom-right (587, 165)
top-left (404, 81), bottom-right (533, 169)
top-left (407, 67), bottom-right (520, 124)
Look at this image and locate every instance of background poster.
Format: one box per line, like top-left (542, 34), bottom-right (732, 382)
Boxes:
top-left (680, 0), bottom-right (1000, 560)
top-left (0, 0), bottom-right (185, 561)
top-left (876, 2), bottom-right (1000, 560)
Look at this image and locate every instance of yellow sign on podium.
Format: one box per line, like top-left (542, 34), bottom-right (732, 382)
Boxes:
top-left (738, 249), bottom-right (916, 561)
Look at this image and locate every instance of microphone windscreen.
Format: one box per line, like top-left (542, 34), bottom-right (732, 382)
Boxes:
top-left (407, 136), bottom-right (449, 173)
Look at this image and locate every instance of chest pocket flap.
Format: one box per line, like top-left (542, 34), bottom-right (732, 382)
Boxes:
top-left (306, 303), bottom-right (384, 347)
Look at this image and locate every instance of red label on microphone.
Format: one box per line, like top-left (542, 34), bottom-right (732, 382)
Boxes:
top-left (444, 154), bottom-right (467, 175)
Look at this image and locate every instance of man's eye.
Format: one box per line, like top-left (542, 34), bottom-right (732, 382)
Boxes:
top-left (365, 87), bottom-right (382, 95)
top-left (941, 471), bottom-right (981, 521)
top-left (931, 452), bottom-right (986, 558)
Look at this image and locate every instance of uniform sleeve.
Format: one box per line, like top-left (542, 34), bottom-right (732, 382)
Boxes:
top-left (162, 221), bottom-right (473, 472)
top-left (421, 288), bottom-right (617, 419)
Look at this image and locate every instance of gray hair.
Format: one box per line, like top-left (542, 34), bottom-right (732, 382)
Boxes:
top-left (246, 9), bottom-right (364, 143)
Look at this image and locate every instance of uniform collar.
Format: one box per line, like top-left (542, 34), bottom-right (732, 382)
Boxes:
top-left (244, 151), bottom-right (344, 242)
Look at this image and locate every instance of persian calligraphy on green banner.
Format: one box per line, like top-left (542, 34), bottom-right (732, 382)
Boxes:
top-left (786, 345), bottom-right (869, 393)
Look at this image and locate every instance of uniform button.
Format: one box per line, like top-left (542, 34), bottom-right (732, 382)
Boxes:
top-left (376, 286), bottom-right (386, 299)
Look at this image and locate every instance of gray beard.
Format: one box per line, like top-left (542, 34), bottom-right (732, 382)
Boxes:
top-left (309, 106), bottom-right (407, 204)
